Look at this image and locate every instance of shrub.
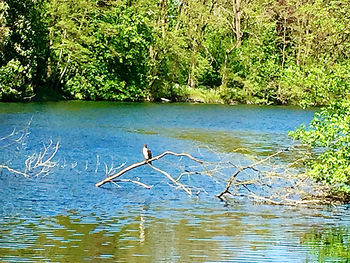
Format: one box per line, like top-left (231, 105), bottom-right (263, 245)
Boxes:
top-left (289, 100), bottom-right (350, 197)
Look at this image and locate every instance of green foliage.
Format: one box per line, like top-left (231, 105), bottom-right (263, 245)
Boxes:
top-left (289, 101), bottom-right (350, 196)
top-left (0, 1), bottom-right (9, 53)
top-left (230, 24), bottom-right (283, 104)
top-left (278, 60), bottom-right (350, 107)
top-left (0, 0), bottom-right (47, 101)
top-left (179, 85), bottom-right (223, 103)
top-left (301, 227), bottom-right (350, 262)
top-left (45, 1), bottom-right (152, 101)
top-left (0, 59), bottom-right (33, 100)
top-left (0, 0), bottom-right (349, 103)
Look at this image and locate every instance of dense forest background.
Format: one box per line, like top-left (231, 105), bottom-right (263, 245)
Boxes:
top-left (0, 0), bottom-right (349, 105)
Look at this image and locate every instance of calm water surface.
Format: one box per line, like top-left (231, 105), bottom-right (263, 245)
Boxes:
top-left (0, 101), bottom-right (349, 262)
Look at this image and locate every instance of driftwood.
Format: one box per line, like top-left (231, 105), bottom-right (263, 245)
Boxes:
top-left (94, 145), bottom-right (339, 206)
top-left (95, 151), bottom-right (205, 195)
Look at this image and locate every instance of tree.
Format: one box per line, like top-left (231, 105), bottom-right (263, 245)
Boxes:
top-left (138, 0), bottom-right (190, 99)
top-left (0, 0), bottom-right (48, 101)
top-left (0, 0), bottom-right (349, 104)
top-left (290, 100), bottom-right (350, 199)
top-left (45, 0), bottom-right (152, 100)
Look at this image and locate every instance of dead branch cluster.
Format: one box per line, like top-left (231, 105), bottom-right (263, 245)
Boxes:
top-left (0, 120), bottom-right (59, 177)
top-left (95, 146), bottom-right (335, 206)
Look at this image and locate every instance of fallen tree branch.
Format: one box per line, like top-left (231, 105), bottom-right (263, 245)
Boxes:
top-left (95, 151), bottom-right (205, 189)
top-left (95, 159), bottom-right (149, 187)
top-left (1, 141), bottom-right (60, 178)
top-left (95, 146), bottom-right (342, 205)
top-left (25, 140), bottom-right (60, 176)
top-left (216, 148), bottom-right (289, 199)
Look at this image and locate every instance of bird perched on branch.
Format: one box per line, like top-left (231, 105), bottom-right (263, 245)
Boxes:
top-left (142, 144), bottom-right (152, 164)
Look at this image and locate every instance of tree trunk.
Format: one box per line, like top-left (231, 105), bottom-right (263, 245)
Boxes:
top-left (188, 43), bottom-right (198, 89)
top-left (233, 0), bottom-right (242, 48)
top-left (221, 0), bottom-right (242, 86)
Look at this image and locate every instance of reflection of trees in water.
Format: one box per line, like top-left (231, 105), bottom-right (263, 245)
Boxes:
top-left (0, 213), bottom-right (258, 262)
top-left (301, 227), bottom-right (350, 262)
top-left (130, 127), bottom-right (285, 157)
top-left (3, 213), bottom-right (350, 262)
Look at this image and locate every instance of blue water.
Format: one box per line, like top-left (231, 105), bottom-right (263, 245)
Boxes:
top-left (0, 101), bottom-right (349, 262)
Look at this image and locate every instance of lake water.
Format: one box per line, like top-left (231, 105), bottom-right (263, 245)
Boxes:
top-left (0, 101), bottom-right (349, 262)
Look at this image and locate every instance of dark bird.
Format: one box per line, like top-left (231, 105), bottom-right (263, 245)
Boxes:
top-left (142, 144), bottom-right (152, 164)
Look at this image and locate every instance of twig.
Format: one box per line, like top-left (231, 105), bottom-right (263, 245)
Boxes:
top-left (110, 181), bottom-right (121, 188)
top-left (0, 165), bottom-right (28, 177)
top-left (104, 159), bottom-right (126, 177)
top-left (95, 154), bottom-right (100, 173)
top-left (148, 163), bottom-right (192, 195)
top-left (216, 148), bottom-right (289, 199)
top-left (25, 140), bottom-right (60, 176)
top-left (0, 117), bottom-right (32, 149)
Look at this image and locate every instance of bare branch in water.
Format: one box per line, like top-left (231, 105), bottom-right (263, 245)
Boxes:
top-left (116, 179), bottom-right (152, 189)
top-left (0, 164), bottom-right (29, 177)
top-left (104, 161), bottom-right (126, 177)
top-left (24, 140), bottom-right (60, 177)
top-left (95, 146), bottom-right (340, 206)
top-left (95, 151), bottom-right (207, 195)
top-left (147, 163), bottom-right (192, 195)
top-left (216, 148), bottom-right (289, 199)
top-left (0, 120), bottom-right (59, 178)
top-left (0, 117), bottom-right (32, 149)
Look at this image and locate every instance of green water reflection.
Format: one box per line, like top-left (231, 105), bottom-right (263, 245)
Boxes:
top-left (302, 227), bottom-right (350, 262)
top-left (0, 211), bottom-right (269, 262)
top-left (3, 212), bottom-right (349, 262)
top-left (4, 211), bottom-right (349, 262)
top-left (127, 127), bottom-right (309, 168)
top-left (127, 127), bottom-right (279, 155)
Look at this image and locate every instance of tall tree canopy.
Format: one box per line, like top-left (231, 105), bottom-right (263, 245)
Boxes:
top-left (0, 0), bottom-right (349, 104)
